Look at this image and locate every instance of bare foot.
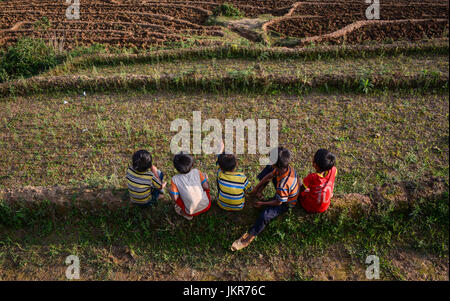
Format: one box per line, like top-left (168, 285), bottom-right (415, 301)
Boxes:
top-left (231, 233), bottom-right (256, 251)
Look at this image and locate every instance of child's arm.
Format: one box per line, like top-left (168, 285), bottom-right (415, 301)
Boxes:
top-left (301, 174), bottom-right (313, 193)
top-left (200, 172), bottom-right (210, 191)
top-left (169, 180), bottom-right (179, 201)
top-left (202, 181), bottom-right (210, 191)
top-left (259, 171), bottom-right (275, 184)
top-left (151, 165), bottom-right (166, 190)
top-left (217, 140), bottom-right (225, 155)
top-left (254, 177), bottom-right (288, 208)
top-left (254, 199), bottom-right (282, 208)
top-left (151, 165), bottom-right (159, 178)
top-left (215, 140), bottom-right (225, 166)
top-left (249, 168), bottom-right (275, 194)
top-left (243, 177), bottom-right (252, 194)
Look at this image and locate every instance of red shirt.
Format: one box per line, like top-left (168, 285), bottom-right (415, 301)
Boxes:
top-left (300, 166), bottom-right (337, 213)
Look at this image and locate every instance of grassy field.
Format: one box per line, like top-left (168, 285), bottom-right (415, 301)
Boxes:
top-left (0, 40), bottom-right (448, 280)
top-left (43, 54), bottom-right (448, 79)
top-left (0, 90), bottom-right (448, 280)
top-left (0, 91), bottom-right (448, 192)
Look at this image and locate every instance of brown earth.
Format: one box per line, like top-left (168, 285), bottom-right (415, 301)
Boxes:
top-left (1, 176), bottom-right (447, 213)
top-left (0, 0), bottom-right (218, 48)
top-left (0, 243), bottom-right (447, 281)
top-left (264, 1), bottom-right (449, 46)
top-left (1, 0), bottom-right (448, 48)
top-left (121, 245), bottom-right (448, 281)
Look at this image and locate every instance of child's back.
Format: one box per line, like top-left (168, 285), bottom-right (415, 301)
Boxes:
top-left (273, 165), bottom-right (300, 208)
top-left (216, 152), bottom-right (250, 211)
top-left (300, 149), bottom-right (337, 213)
top-left (217, 169), bottom-right (250, 211)
top-left (126, 149), bottom-right (164, 205)
top-left (170, 153), bottom-right (211, 220)
top-left (171, 168), bottom-right (210, 215)
top-left (300, 166), bottom-right (336, 213)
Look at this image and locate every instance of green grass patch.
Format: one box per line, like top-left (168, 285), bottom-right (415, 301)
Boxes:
top-left (0, 91), bottom-right (447, 195)
top-left (0, 37), bottom-right (60, 82)
top-left (213, 3), bottom-right (243, 18)
top-left (0, 188), bottom-right (447, 280)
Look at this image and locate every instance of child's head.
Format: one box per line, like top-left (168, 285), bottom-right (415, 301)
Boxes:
top-left (218, 153), bottom-right (237, 172)
top-left (313, 149), bottom-right (335, 172)
top-left (132, 150), bottom-right (152, 172)
top-left (274, 147), bottom-right (291, 169)
top-left (173, 152), bottom-right (194, 174)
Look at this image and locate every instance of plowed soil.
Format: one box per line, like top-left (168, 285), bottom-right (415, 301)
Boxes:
top-left (1, 1), bottom-right (448, 48)
top-left (0, 0), bottom-right (219, 48)
top-left (266, 0), bottom-right (449, 45)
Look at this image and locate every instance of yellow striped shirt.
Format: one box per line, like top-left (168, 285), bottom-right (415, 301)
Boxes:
top-left (216, 169), bottom-right (250, 211)
top-left (126, 167), bottom-right (162, 203)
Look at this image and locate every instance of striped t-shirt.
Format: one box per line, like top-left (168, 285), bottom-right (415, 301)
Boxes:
top-left (216, 169), bottom-right (250, 211)
top-left (126, 167), bottom-right (162, 204)
top-left (274, 166), bottom-right (299, 207)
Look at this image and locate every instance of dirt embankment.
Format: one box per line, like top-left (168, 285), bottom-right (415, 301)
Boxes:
top-left (1, 176), bottom-right (447, 214)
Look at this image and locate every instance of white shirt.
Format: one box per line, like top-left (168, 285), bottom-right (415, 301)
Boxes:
top-left (171, 169), bottom-right (209, 215)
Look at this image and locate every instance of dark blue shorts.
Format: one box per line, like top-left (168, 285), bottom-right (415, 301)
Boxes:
top-left (248, 203), bottom-right (289, 236)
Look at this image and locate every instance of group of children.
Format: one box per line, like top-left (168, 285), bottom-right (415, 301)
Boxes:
top-left (125, 145), bottom-right (337, 251)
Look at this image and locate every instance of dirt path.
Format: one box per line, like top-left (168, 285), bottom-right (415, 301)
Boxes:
top-left (1, 176), bottom-right (447, 212)
top-left (0, 242), bottom-right (447, 280)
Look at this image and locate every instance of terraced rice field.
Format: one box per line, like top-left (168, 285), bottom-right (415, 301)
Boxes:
top-left (0, 0), bottom-right (222, 48)
top-left (265, 0), bottom-right (449, 45)
top-left (0, 0), bottom-right (448, 49)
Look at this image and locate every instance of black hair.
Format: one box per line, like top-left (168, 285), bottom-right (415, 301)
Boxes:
top-left (314, 149), bottom-right (336, 172)
top-left (132, 150), bottom-right (152, 172)
top-left (275, 147), bottom-right (291, 169)
top-left (218, 153), bottom-right (237, 172)
top-left (173, 152), bottom-right (194, 174)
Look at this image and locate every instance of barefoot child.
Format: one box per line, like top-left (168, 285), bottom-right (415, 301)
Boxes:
top-left (231, 147), bottom-right (299, 251)
top-left (126, 150), bottom-right (166, 207)
top-left (169, 152), bottom-right (211, 220)
top-left (298, 149), bottom-right (337, 213)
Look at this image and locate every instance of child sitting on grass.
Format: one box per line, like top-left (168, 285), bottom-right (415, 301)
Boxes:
top-left (216, 142), bottom-right (251, 211)
top-left (169, 152), bottom-right (211, 220)
top-left (298, 149), bottom-right (337, 213)
top-left (125, 150), bottom-right (166, 207)
top-left (231, 147), bottom-right (299, 251)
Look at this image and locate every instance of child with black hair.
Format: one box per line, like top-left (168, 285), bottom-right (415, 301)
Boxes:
top-left (298, 149), bottom-right (337, 213)
top-left (231, 147), bottom-right (299, 251)
top-left (216, 142), bottom-right (251, 211)
top-left (126, 150), bottom-right (166, 207)
top-left (169, 152), bottom-right (211, 220)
